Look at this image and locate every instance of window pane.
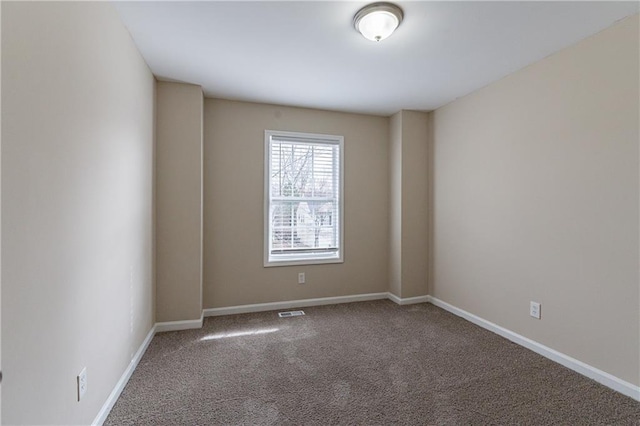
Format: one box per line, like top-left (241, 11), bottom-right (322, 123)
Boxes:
top-left (266, 131), bottom-right (343, 265)
top-left (270, 200), bottom-right (337, 252)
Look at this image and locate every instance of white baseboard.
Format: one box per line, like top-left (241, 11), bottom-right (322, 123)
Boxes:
top-left (203, 292), bottom-right (389, 317)
top-left (92, 312), bottom-right (205, 424)
top-left (155, 314), bottom-right (204, 333)
top-left (92, 325), bottom-right (156, 426)
top-left (387, 293), bottom-right (430, 305)
top-left (427, 296), bottom-right (640, 402)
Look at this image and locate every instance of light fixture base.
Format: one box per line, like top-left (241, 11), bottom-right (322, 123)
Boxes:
top-left (353, 2), bottom-right (404, 42)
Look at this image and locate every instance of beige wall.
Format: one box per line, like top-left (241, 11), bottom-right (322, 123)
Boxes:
top-left (0, 1), bottom-right (3, 420)
top-left (431, 15), bottom-right (639, 386)
top-left (156, 82), bottom-right (203, 322)
top-left (389, 113), bottom-right (403, 297)
top-left (400, 111), bottom-right (429, 298)
top-left (389, 111), bottom-right (430, 299)
top-left (204, 99), bottom-right (389, 308)
top-left (2, 2), bottom-right (155, 424)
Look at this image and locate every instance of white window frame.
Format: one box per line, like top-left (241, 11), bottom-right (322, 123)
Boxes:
top-left (264, 130), bottom-right (344, 267)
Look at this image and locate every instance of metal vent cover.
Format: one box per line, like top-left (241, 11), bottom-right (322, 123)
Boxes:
top-left (278, 310), bottom-right (305, 318)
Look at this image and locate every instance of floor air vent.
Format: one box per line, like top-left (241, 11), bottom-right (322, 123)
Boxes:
top-left (278, 310), bottom-right (305, 318)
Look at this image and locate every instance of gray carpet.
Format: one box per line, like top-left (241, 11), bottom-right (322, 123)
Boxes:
top-left (105, 300), bottom-right (640, 425)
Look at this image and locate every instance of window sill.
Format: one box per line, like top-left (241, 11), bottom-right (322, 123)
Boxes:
top-left (264, 256), bottom-right (344, 268)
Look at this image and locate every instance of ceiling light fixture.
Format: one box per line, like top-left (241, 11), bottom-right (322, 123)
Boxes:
top-left (353, 2), bottom-right (404, 42)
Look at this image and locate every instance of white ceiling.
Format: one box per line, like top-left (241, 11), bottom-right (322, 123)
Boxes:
top-left (113, 1), bottom-right (639, 116)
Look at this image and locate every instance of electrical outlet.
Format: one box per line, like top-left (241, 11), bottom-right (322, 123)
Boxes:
top-left (298, 272), bottom-right (305, 284)
top-left (77, 367), bottom-right (87, 401)
top-left (530, 301), bottom-right (541, 319)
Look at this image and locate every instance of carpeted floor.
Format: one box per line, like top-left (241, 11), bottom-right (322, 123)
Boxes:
top-left (105, 300), bottom-right (640, 425)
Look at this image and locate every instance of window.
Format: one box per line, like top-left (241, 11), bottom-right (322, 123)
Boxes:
top-left (264, 130), bottom-right (344, 267)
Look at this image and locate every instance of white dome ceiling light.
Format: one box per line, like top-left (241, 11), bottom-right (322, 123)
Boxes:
top-left (353, 2), bottom-right (404, 42)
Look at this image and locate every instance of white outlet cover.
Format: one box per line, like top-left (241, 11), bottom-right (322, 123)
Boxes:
top-left (77, 367), bottom-right (87, 401)
top-left (298, 272), bottom-right (305, 284)
top-left (530, 301), bottom-right (541, 319)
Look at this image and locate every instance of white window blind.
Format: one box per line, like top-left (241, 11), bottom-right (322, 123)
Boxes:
top-left (264, 130), bottom-right (344, 266)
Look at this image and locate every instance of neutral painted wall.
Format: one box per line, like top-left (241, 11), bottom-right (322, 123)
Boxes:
top-left (204, 99), bottom-right (389, 308)
top-left (431, 15), bottom-right (639, 386)
top-left (2, 2), bottom-right (155, 424)
top-left (0, 1), bottom-right (3, 420)
top-left (156, 82), bottom-right (203, 322)
top-left (389, 113), bottom-right (403, 298)
top-left (400, 111), bottom-right (429, 298)
top-left (389, 111), bottom-right (430, 299)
